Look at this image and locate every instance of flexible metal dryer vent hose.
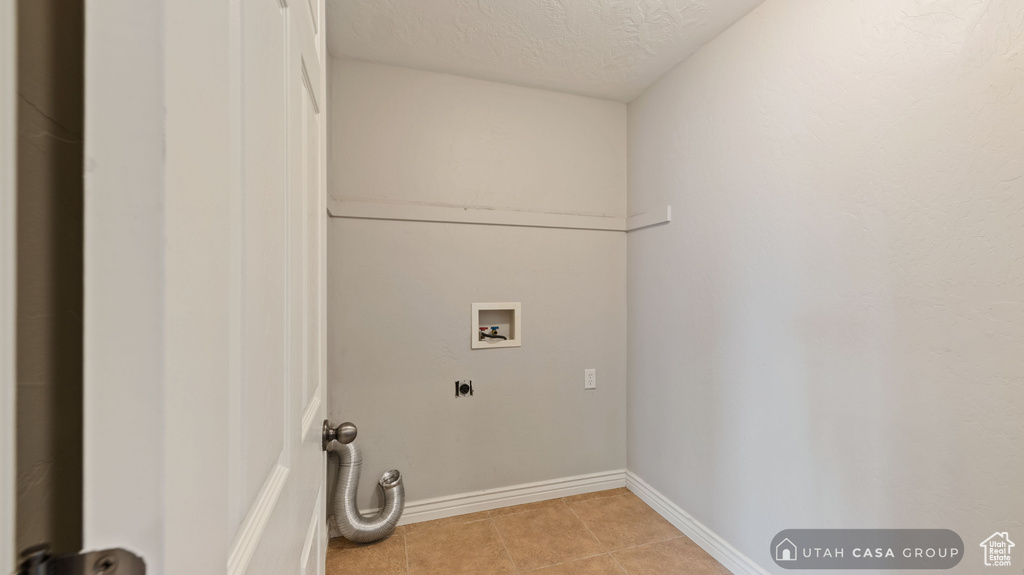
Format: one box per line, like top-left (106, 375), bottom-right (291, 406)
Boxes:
top-left (326, 439), bottom-right (405, 543)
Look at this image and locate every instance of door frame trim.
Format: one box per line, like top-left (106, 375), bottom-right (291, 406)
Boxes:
top-left (83, 0), bottom-right (166, 565)
top-left (0, 0), bottom-right (17, 570)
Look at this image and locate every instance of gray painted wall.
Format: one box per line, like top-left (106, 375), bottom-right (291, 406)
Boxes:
top-left (627, 0), bottom-right (1024, 571)
top-left (327, 59), bottom-right (628, 508)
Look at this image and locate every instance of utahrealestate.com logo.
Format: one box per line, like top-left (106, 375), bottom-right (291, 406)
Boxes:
top-left (980, 532), bottom-right (1014, 567)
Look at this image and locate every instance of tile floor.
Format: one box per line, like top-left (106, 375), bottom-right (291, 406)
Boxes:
top-left (326, 488), bottom-right (732, 575)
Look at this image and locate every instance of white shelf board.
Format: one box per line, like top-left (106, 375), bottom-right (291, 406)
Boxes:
top-left (327, 197), bottom-right (671, 233)
top-left (626, 205), bottom-right (672, 231)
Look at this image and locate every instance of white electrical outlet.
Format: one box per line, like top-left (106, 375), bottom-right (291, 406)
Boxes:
top-left (584, 368), bottom-right (596, 390)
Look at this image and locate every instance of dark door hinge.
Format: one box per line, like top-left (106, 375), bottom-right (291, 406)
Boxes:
top-left (17, 544), bottom-right (144, 575)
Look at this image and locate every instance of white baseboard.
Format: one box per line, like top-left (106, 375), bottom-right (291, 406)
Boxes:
top-left (354, 467), bottom-right (768, 575)
top-left (385, 469), bottom-right (627, 526)
top-left (625, 471), bottom-right (770, 575)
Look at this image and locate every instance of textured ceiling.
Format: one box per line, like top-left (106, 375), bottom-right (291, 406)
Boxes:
top-left (326, 0), bottom-right (765, 102)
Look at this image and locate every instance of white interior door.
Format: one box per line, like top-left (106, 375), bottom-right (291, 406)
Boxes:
top-left (1, 2), bottom-right (17, 572)
top-left (83, 0), bottom-right (327, 573)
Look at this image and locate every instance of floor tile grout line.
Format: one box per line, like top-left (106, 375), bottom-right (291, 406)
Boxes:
top-left (487, 498), bottom-right (568, 520)
top-left (500, 504), bottom-right (616, 573)
top-left (568, 504), bottom-right (609, 553)
top-left (607, 534), bottom-right (685, 554)
top-left (515, 551), bottom-right (611, 574)
top-left (564, 492), bottom-right (635, 520)
top-left (489, 518), bottom-right (520, 573)
top-left (608, 550), bottom-right (630, 575)
top-left (402, 533), bottom-right (410, 575)
top-left (606, 536), bottom-right (695, 575)
top-left (403, 516), bottom-right (491, 538)
top-left (567, 499), bottom-right (683, 574)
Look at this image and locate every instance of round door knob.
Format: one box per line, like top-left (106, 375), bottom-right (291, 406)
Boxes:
top-left (322, 420), bottom-right (358, 451)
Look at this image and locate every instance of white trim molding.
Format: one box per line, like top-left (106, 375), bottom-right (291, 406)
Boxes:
top-left (0, 0), bottom-right (16, 568)
top-left (227, 465), bottom-right (290, 575)
top-left (379, 470), bottom-right (627, 526)
top-left (625, 471), bottom-right (770, 575)
top-left (327, 197), bottom-right (671, 233)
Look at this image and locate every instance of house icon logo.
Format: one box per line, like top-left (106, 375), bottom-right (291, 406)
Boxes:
top-left (980, 532), bottom-right (1014, 567)
top-left (776, 538), bottom-right (798, 562)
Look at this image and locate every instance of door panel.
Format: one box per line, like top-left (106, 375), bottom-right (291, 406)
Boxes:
top-left (230, 0), bottom-right (326, 573)
top-left (301, 59), bottom-right (322, 415)
top-left (289, 2), bottom-right (327, 572)
top-left (300, 493), bottom-right (322, 575)
top-left (83, 0), bottom-right (326, 572)
top-left (305, 0), bottom-right (320, 57)
top-left (236, 0), bottom-right (289, 528)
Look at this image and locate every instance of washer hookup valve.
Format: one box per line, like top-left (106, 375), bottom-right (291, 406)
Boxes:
top-left (478, 326), bottom-right (507, 341)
